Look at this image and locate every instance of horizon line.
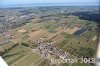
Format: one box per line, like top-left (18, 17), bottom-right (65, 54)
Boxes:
top-left (0, 3), bottom-right (99, 8)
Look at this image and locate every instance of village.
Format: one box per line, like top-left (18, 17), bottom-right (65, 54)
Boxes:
top-left (36, 38), bottom-right (68, 60)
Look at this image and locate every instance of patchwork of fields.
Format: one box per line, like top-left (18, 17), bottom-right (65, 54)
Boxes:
top-left (0, 7), bottom-right (98, 66)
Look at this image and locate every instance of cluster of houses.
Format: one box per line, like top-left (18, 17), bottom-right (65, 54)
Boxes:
top-left (37, 38), bottom-right (68, 60)
top-left (0, 9), bottom-right (36, 31)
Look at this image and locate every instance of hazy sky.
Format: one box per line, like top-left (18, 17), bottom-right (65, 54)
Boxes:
top-left (0, 0), bottom-right (99, 6)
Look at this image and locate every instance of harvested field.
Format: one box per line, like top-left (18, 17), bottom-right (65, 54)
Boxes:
top-left (92, 36), bottom-right (97, 41)
top-left (51, 35), bottom-right (64, 42)
top-left (17, 29), bottom-right (27, 33)
top-left (29, 29), bottom-right (53, 41)
top-left (64, 26), bottom-right (81, 34)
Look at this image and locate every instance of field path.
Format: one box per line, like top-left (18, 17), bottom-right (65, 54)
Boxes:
top-left (11, 52), bottom-right (32, 66)
top-left (30, 58), bottom-right (41, 66)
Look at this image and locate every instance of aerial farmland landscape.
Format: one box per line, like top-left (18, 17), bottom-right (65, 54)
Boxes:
top-left (0, 1), bottom-right (100, 66)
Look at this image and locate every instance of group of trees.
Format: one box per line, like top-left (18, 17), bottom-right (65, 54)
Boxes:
top-left (21, 42), bottom-right (29, 47)
top-left (0, 42), bottom-right (32, 57)
top-left (74, 47), bottom-right (95, 58)
top-left (0, 43), bottom-right (19, 57)
top-left (64, 46), bottom-right (94, 58)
